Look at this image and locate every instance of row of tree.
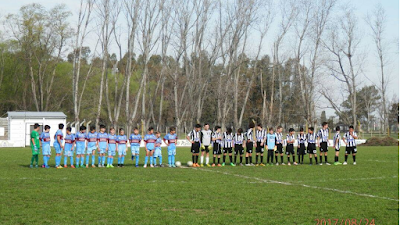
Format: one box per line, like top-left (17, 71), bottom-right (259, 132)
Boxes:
top-left (0, 0), bottom-right (397, 134)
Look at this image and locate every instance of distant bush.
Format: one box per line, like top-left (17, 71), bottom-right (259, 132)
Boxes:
top-left (361, 137), bottom-right (399, 146)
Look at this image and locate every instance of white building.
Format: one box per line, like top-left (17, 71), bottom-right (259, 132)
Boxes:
top-left (2, 111), bottom-right (67, 147)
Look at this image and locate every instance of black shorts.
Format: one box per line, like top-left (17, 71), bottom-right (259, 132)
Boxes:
top-left (201, 145), bottom-right (210, 153)
top-left (276, 143), bottom-right (283, 154)
top-left (256, 141), bottom-right (265, 153)
top-left (213, 143), bottom-right (222, 155)
top-left (234, 144), bottom-right (244, 155)
top-left (297, 143), bottom-right (306, 155)
top-left (345, 146), bottom-right (357, 154)
top-left (223, 147), bottom-right (233, 154)
top-left (191, 142), bottom-right (200, 154)
top-left (246, 142), bottom-right (253, 153)
top-left (307, 143), bottom-right (317, 154)
top-left (319, 142), bottom-right (328, 152)
top-left (286, 144), bottom-right (294, 155)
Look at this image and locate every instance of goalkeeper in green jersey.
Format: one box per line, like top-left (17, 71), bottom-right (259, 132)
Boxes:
top-left (30, 123), bottom-right (41, 168)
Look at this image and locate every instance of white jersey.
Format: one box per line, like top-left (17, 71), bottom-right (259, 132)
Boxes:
top-left (343, 132), bottom-right (357, 147)
top-left (201, 129), bottom-right (212, 146)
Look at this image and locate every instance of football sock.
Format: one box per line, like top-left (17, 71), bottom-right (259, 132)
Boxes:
top-left (292, 155), bottom-right (295, 163)
top-left (315, 157), bottom-right (318, 164)
top-left (218, 158), bottom-right (220, 164)
top-left (255, 155), bottom-right (259, 164)
top-left (195, 155), bottom-right (198, 163)
top-left (229, 155), bottom-right (233, 163)
top-left (249, 156), bottom-right (252, 164)
top-left (206, 157), bottom-right (209, 164)
top-left (245, 157), bottom-right (248, 164)
top-left (169, 155), bottom-right (172, 165)
top-left (56, 156), bottom-right (60, 166)
top-left (325, 155), bottom-right (327, 163)
top-left (192, 155), bottom-right (195, 163)
top-left (118, 157), bottom-right (121, 164)
top-left (310, 157), bottom-right (312, 164)
top-left (35, 155), bottom-right (39, 165)
top-left (172, 155), bottom-right (175, 165)
top-left (200, 156), bottom-right (204, 164)
top-left (102, 156), bottom-right (106, 165)
top-left (298, 155), bottom-right (300, 163)
top-left (92, 155), bottom-right (95, 165)
top-left (353, 155), bottom-right (356, 162)
top-left (150, 156), bottom-right (154, 165)
top-left (234, 155), bottom-right (237, 163)
top-left (135, 155), bottom-right (140, 165)
top-left (121, 156), bottom-right (124, 164)
top-left (153, 157), bottom-right (157, 165)
top-left (240, 156), bottom-right (243, 163)
top-left (301, 155), bottom-right (304, 163)
top-left (335, 156), bottom-right (338, 162)
top-left (64, 156), bottom-right (67, 166)
top-left (31, 156), bottom-right (34, 165)
top-left (86, 155), bottom-right (89, 165)
top-left (320, 155), bottom-right (322, 162)
top-left (345, 155), bottom-right (348, 162)
top-left (144, 156), bottom-right (148, 165)
top-left (267, 155), bottom-right (269, 163)
top-left (159, 156), bottom-right (162, 165)
top-left (275, 155), bottom-right (278, 162)
top-left (213, 156), bottom-right (216, 164)
top-left (107, 158), bottom-right (110, 165)
top-left (111, 157), bottom-right (114, 165)
top-left (76, 157), bottom-right (79, 166)
top-left (260, 156), bottom-right (263, 164)
top-left (281, 156), bottom-right (283, 163)
top-left (70, 156), bottom-right (74, 165)
top-left (223, 155), bottom-right (226, 163)
top-left (287, 156), bottom-right (290, 163)
top-left (98, 156), bottom-right (101, 165)
top-left (81, 157), bottom-right (84, 166)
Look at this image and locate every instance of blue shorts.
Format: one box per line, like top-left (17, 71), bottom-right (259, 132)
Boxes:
top-left (65, 149), bottom-right (74, 157)
top-left (153, 148), bottom-right (162, 158)
top-left (98, 144), bottom-right (107, 154)
top-left (87, 144), bottom-right (97, 154)
top-left (118, 145), bottom-right (127, 156)
top-left (168, 145), bottom-right (176, 156)
top-left (76, 146), bottom-right (85, 155)
top-left (54, 143), bottom-right (62, 154)
top-left (108, 149), bottom-right (116, 156)
top-left (131, 145), bottom-right (140, 155)
top-left (42, 145), bottom-right (51, 155)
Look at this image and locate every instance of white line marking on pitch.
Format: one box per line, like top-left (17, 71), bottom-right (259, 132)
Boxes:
top-left (196, 168), bottom-right (399, 202)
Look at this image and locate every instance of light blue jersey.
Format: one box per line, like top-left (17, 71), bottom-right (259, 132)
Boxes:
top-left (266, 133), bottom-right (276, 150)
top-left (153, 137), bottom-right (162, 158)
top-left (129, 133), bottom-right (142, 155)
top-left (40, 131), bottom-right (51, 155)
top-left (86, 132), bottom-right (97, 153)
top-left (117, 135), bottom-right (127, 156)
top-left (64, 133), bottom-right (75, 156)
top-left (108, 134), bottom-right (117, 156)
top-left (53, 129), bottom-right (64, 154)
top-left (75, 132), bottom-right (86, 154)
top-left (144, 133), bottom-right (157, 151)
top-left (164, 133), bottom-right (177, 155)
top-left (97, 132), bottom-right (108, 153)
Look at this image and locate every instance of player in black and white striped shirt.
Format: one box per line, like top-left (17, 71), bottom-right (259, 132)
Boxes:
top-left (333, 126), bottom-right (342, 165)
top-left (317, 122), bottom-right (330, 165)
top-left (307, 127), bottom-right (319, 165)
top-left (286, 128), bottom-right (297, 166)
top-left (255, 124), bottom-right (266, 166)
top-left (233, 128), bottom-right (246, 166)
top-left (275, 126), bottom-right (284, 165)
top-left (342, 125), bottom-right (358, 165)
top-left (186, 124), bottom-right (202, 167)
top-left (297, 127), bottom-right (307, 164)
top-left (222, 128), bottom-right (235, 166)
top-left (245, 123), bottom-right (255, 166)
top-left (211, 126), bottom-right (222, 167)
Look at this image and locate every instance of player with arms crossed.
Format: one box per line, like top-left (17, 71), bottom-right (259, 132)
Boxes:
top-left (53, 123), bottom-right (64, 169)
top-left (187, 124), bottom-right (202, 167)
top-left (342, 125), bottom-right (358, 165)
top-left (317, 122), bottom-right (330, 165)
top-left (129, 127), bottom-right (142, 167)
top-left (200, 123), bottom-right (212, 167)
top-left (164, 127), bottom-right (178, 167)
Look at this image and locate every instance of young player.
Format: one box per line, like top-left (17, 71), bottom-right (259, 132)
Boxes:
top-left (107, 127), bottom-right (117, 168)
top-left (86, 126), bottom-right (97, 168)
top-left (63, 127), bottom-right (75, 168)
top-left (245, 122), bottom-right (255, 166)
top-left (297, 127), bottom-right (307, 164)
top-left (200, 123), bottom-right (212, 167)
top-left (307, 127), bottom-right (318, 165)
top-left (266, 128), bottom-right (276, 166)
top-left (164, 127), bottom-right (178, 167)
top-left (342, 125), bottom-right (358, 165)
top-left (153, 131), bottom-right (163, 167)
top-left (317, 122), bottom-right (330, 165)
top-left (233, 128), bottom-right (245, 166)
top-left (117, 128), bottom-right (127, 167)
top-left (53, 123), bottom-right (64, 169)
top-left (187, 124), bottom-right (202, 167)
top-left (40, 125), bottom-right (51, 168)
top-left (255, 124), bottom-right (266, 166)
top-left (333, 126), bottom-right (342, 165)
top-left (286, 128), bottom-right (297, 166)
top-left (211, 126), bottom-right (222, 167)
top-left (129, 127), bottom-right (142, 167)
top-left (30, 123), bottom-right (41, 168)
top-left (97, 125), bottom-right (108, 167)
top-left (275, 126), bottom-right (284, 165)
top-left (222, 128), bottom-right (235, 166)
top-left (75, 125), bottom-right (87, 168)
top-left (144, 127), bottom-right (157, 168)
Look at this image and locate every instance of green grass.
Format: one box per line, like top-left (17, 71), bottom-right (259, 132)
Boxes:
top-left (0, 146), bottom-right (398, 224)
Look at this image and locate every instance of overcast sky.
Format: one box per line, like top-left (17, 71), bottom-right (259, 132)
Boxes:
top-left (1, 0), bottom-right (399, 117)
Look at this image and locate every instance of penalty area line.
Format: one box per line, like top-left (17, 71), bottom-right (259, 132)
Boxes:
top-left (195, 168), bottom-right (399, 202)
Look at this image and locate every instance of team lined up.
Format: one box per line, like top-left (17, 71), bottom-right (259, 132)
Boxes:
top-left (185, 122), bottom-right (359, 167)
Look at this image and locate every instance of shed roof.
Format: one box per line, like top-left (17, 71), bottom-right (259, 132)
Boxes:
top-left (7, 111), bottom-right (67, 119)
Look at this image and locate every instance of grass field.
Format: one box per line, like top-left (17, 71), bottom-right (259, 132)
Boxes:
top-left (0, 146), bottom-right (398, 224)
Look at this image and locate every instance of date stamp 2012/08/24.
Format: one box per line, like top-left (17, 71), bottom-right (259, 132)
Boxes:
top-left (314, 218), bottom-right (375, 225)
